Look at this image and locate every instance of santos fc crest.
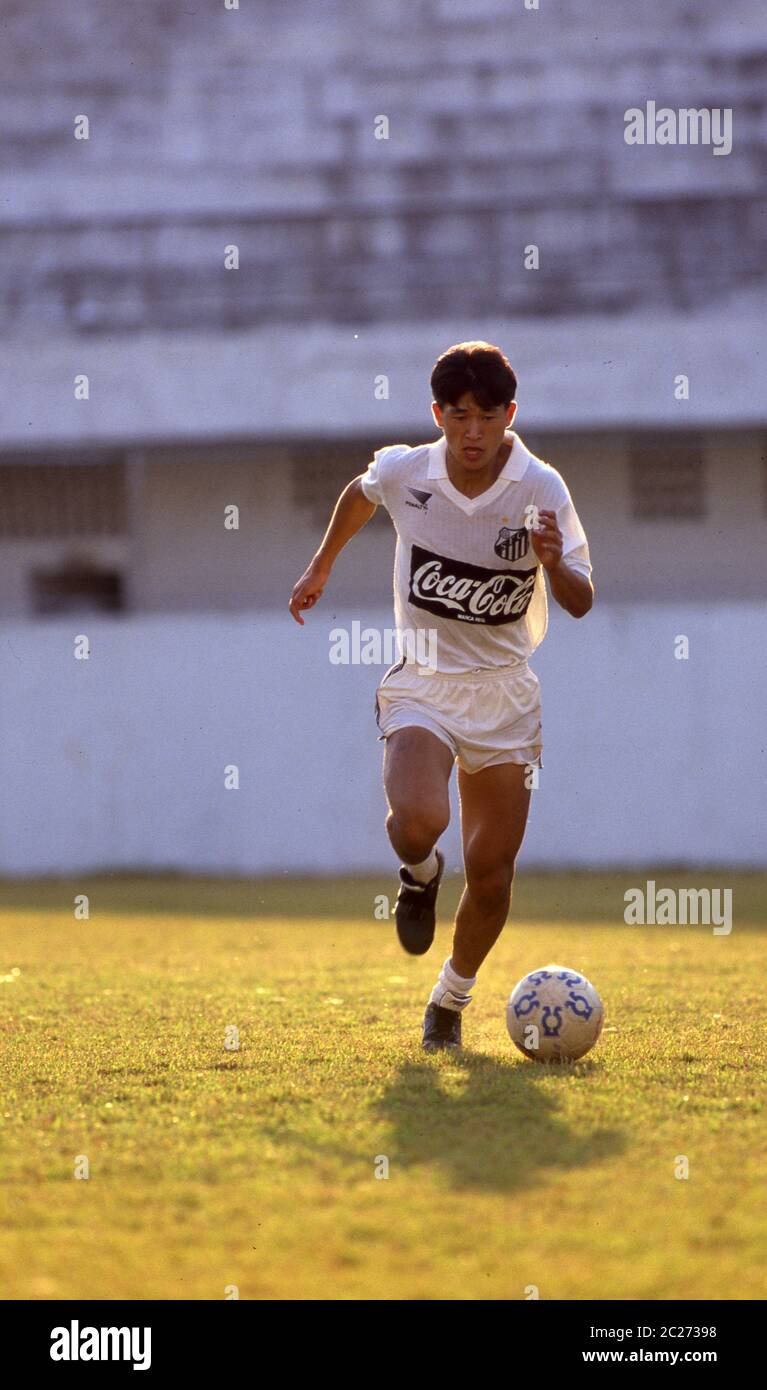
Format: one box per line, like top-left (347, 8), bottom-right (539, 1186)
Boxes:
top-left (494, 525), bottom-right (529, 563)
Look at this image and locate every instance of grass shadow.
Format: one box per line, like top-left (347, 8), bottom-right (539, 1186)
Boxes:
top-left (371, 1050), bottom-right (624, 1193)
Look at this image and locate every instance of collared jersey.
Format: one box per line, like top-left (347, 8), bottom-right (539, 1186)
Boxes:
top-left (359, 429), bottom-right (592, 673)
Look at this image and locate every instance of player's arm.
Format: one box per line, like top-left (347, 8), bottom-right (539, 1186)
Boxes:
top-left (531, 508), bottom-right (594, 618)
top-left (288, 476), bottom-right (376, 625)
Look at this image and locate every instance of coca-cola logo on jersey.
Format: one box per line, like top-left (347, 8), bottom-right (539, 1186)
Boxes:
top-left (408, 544), bottom-right (537, 625)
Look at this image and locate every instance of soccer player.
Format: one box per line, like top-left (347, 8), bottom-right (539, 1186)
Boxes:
top-left (289, 342), bottom-right (593, 1052)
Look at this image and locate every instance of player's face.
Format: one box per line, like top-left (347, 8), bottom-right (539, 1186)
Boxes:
top-left (433, 393), bottom-right (516, 471)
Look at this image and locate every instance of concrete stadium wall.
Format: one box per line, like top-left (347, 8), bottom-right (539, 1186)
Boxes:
top-left (0, 603), bottom-right (764, 876)
top-left (2, 0), bottom-right (765, 448)
top-left (2, 431), bottom-right (766, 617)
top-left (2, 0), bottom-right (765, 332)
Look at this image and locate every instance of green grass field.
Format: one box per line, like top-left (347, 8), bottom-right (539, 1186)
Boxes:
top-left (1, 872), bottom-right (765, 1301)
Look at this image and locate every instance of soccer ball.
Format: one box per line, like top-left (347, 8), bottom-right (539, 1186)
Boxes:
top-left (506, 964), bottom-right (604, 1063)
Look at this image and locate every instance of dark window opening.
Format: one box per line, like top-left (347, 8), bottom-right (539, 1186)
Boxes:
top-left (292, 442), bottom-right (391, 528)
top-left (0, 458), bottom-right (126, 538)
top-left (31, 559), bottom-right (124, 615)
top-left (629, 434), bottom-right (705, 521)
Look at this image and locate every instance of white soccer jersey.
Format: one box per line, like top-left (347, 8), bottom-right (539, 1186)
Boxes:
top-left (360, 429), bottom-right (592, 674)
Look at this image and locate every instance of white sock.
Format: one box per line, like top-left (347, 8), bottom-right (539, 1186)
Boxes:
top-left (429, 956), bottom-right (477, 1012)
top-left (404, 849), bottom-right (439, 885)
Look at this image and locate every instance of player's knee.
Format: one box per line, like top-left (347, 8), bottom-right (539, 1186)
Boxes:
top-left (464, 854), bottom-right (514, 913)
top-left (386, 807), bottom-right (448, 862)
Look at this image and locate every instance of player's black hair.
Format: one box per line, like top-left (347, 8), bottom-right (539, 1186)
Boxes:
top-left (430, 341), bottom-right (517, 411)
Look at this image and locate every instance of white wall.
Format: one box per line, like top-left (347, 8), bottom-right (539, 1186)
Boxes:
top-left (0, 603), bottom-right (764, 875)
top-left (3, 309), bottom-right (767, 452)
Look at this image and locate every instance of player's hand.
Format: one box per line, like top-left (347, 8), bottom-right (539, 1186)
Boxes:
top-left (289, 558), bottom-right (330, 625)
top-left (530, 509), bottom-right (564, 572)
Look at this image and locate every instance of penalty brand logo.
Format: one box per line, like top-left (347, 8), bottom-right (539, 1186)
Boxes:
top-left (623, 881), bottom-right (732, 935)
top-left (50, 1321), bottom-right (151, 1371)
top-left (405, 487), bottom-right (432, 511)
top-left (408, 543), bottom-right (536, 625)
top-left (624, 101), bottom-right (732, 155)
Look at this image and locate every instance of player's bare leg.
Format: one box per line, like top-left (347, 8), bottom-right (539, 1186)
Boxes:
top-left (424, 760), bottom-right (531, 1050)
top-left (383, 726), bottom-right (454, 955)
top-left (453, 761), bottom-right (531, 974)
top-left (384, 726), bottom-right (453, 863)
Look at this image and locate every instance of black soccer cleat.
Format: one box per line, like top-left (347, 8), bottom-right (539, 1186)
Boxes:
top-left (422, 1001), bottom-right (462, 1053)
top-left (394, 850), bottom-right (445, 955)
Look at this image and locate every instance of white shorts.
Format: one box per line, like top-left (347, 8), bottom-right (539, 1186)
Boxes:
top-left (374, 657), bottom-right (543, 775)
